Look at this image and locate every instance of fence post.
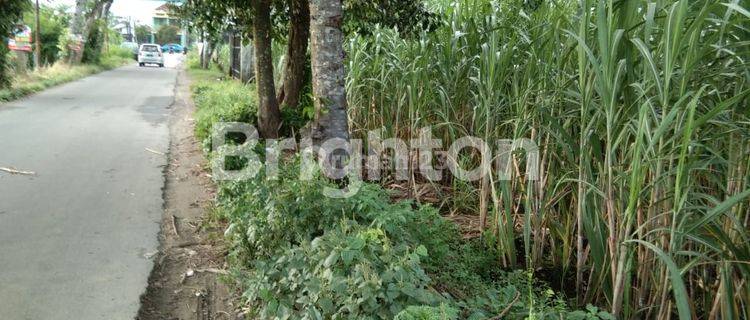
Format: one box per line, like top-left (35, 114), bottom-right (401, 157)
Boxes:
top-left (240, 41), bottom-right (255, 83)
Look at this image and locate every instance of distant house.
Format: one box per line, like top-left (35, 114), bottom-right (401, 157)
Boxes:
top-left (153, 4), bottom-right (180, 30)
top-left (152, 2), bottom-right (186, 46)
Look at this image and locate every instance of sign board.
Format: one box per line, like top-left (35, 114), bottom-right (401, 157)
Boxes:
top-left (8, 25), bottom-right (32, 52)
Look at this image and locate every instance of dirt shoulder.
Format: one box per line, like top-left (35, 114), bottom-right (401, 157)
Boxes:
top-left (137, 68), bottom-right (237, 320)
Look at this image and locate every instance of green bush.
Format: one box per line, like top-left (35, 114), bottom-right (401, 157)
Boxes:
top-left (211, 157), bottom-right (600, 319)
top-left (186, 50), bottom-right (201, 69)
top-left (82, 20), bottom-right (105, 64)
top-left (191, 76), bottom-right (257, 145)
top-left (244, 223), bottom-right (438, 319)
top-left (22, 4), bottom-right (69, 66)
top-left (218, 160), bottom-right (442, 319)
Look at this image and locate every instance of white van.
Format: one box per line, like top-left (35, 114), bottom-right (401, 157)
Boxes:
top-left (138, 44), bottom-right (164, 67)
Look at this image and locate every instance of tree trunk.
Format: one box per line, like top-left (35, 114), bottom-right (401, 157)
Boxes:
top-left (201, 38), bottom-right (210, 69)
top-left (211, 41), bottom-right (221, 69)
top-left (277, 0), bottom-right (310, 109)
top-left (68, 0), bottom-right (87, 63)
top-left (199, 32), bottom-right (206, 69)
top-left (253, 0), bottom-right (281, 138)
top-left (81, 0), bottom-right (112, 63)
top-left (101, 0), bottom-right (113, 19)
top-left (310, 0), bottom-right (349, 144)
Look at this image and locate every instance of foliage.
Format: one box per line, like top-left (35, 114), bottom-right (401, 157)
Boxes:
top-left (567, 305), bottom-right (617, 320)
top-left (104, 46), bottom-right (134, 61)
top-left (189, 65), bottom-right (257, 144)
top-left (188, 50), bottom-right (605, 318)
top-left (171, 0), bottom-right (239, 42)
top-left (0, 51), bottom-right (130, 102)
top-left (244, 223), bottom-right (439, 319)
top-left (155, 25), bottom-right (180, 45)
top-left (55, 26), bottom-right (75, 62)
top-left (81, 19), bottom-right (105, 63)
top-left (134, 25), bottom-right (151, 43)
top-left (394, 304), bottom-right (458, 320)
top-left (346, 0), bottom-right (750, 318)
top-left (22, 4), bottom-right (70, 66)
top-left (0, 0), bottom-right (30, 88)
top-left (211, 155), bottom-right (602, 319)
top-left (343, 0), bottom-right (438, 36)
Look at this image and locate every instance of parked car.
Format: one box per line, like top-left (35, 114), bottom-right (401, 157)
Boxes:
top-left (138, 44), bottom-right (164, 67)
top-left (120, 41), bottom-right (139, 59)
top-left (161, 43), bottom-right (184, 54)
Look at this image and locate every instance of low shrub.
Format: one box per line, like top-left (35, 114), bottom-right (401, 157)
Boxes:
top-left (191, 75), bottom-right (257, 145)
top-left (244, 223), bottom-right (438, 319)
top-left (211, 157), bottom-right (607, 319)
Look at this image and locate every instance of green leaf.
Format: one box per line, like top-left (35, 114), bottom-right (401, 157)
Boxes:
top-left (686, 189), bottom-right (750, 234)
top-left (415, 245), bottom-right (428, 257)
top-left (324, 251), bottom-right (339, 267)
top-left (722, 3), bottom-right (750, 19)
top-left (350, 237), bottom-right (366, 250)
top-left (626, 240), bottom-right (691, 320)
top-left (341, 249), bottom-right (357, 265)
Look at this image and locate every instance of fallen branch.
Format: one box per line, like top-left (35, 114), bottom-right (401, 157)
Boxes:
top-left (490, 291), bottom-right (521, 320)
top-left (195, 268), bottom-right (230, 275)
top-left (145, 148), bottom-right (166, 156)
top-left (171, 214), bottom-right (179, 236)
top-left (0, 167), bottom-right (36, 176)
top-left (176, 240), bottom-right (203, 248)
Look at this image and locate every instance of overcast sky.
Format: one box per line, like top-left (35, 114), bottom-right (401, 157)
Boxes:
top-left (44, 0), bottom-right (167, 26)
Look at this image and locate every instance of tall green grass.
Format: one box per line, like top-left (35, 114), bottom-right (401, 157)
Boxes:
top-left (346, 0), bottom-right (750, 318)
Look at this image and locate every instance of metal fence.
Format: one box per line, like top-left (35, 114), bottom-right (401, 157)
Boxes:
top-left (229, 32), bottom-right (242, 79)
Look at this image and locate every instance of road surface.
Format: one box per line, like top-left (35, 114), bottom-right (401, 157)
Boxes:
top-left (0, 56), bottom-right (182, 320)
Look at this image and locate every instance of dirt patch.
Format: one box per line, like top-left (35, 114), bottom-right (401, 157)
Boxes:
top-left (137, 69), bottom-right (238, 320)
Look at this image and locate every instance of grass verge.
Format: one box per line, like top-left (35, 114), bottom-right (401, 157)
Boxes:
top-left (0, 55), bottom-right (132, 102)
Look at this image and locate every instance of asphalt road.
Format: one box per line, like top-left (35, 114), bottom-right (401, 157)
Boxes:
top-left (0, 56), bottom-right (182, 320)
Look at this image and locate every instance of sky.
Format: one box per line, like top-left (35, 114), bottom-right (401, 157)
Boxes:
top-left (44, 0), bottom-right (167, 26)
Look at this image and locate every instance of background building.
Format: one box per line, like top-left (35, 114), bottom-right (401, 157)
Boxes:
top-left (152, 2), bottom-right (187, 46)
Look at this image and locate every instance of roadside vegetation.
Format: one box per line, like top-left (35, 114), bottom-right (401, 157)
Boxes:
top-left (0, 47), bottom-right (131, 102)
top-left (345, 2), bottom-right (750, 319)
top-left (187, 0), bottom-right (748, 319)
top-left (1, 0), bottom-right (131, 102)
top-left (188, 55), bottom-right (607, 320)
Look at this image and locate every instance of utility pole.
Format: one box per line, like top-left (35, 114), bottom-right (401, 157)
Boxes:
top-left (34, 0), bottom-right (41, 68)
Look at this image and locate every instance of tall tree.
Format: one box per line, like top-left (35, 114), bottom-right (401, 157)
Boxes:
top-left (67, 0), bottom-right (87, 63)
top-left (277, 0), bottom-right (309, 110)
top-left (68, 0), bottom-right (111, 64)
top-left (253, 0), bottom-right (282, 138)
top-left (309, 0), bottom-right (349, 143)
top-left (155, 25), bottom-right (181, 44)
top-left (81, 0), bottom-right (112, 63)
